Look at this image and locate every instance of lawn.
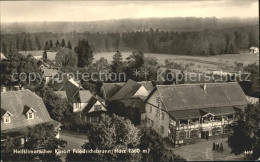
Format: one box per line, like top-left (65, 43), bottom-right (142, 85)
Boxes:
top-left (171, 137), bottom-right (244, 161)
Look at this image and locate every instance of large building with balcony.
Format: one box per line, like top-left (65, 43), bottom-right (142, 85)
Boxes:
top-left (141, 82), bottom-right (249, 146)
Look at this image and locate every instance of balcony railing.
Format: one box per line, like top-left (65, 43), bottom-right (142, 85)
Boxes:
top-left (176, 120), bottom-right (234, 130)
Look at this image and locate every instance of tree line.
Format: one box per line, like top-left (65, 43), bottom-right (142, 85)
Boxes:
top-left (1, 25), bottom-right (258, 56)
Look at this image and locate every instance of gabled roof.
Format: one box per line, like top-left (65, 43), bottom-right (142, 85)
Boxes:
top-left (1, 89), bottom-right (54, 131)
top-left (54, 91), bottom-right (67, 99)
top-left (42, 68), bottom-right (58, 77)
top-left (138, 81), bottom-right (154, 93)
top-left (102, 82), bottom-right (125, 99)
top-left (48, 73), bottom-right (70, 91)
top-left (64, 79), bottom-right (81, 101)
top-left (146, 82), bottom-right (248, 111)
top-left (82, 96), bottom-right (106, 114)
top-left (19, 50), bottom-right (43, 57)
top-left (78, 90), bottom-right (92, 103)
top-left (109, 79), bottom-right (142, 101)
top-left (1, 53), bottom-right (7, 60)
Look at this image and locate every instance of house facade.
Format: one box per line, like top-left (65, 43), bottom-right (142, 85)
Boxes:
top-left (249, 47), bottom-right (259, 54)
top-left (1, 89), bottom-right (60, 144)
top-left (142, 82), bottom-right (249, 146)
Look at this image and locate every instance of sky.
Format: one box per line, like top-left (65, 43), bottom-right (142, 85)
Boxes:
top-left (1, 0), bottom-right (258, 22)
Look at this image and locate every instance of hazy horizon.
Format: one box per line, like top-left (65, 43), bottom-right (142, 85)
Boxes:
top-left (1, 1), bottom-right (258, 23)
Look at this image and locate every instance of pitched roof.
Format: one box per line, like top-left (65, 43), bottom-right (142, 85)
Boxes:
top-left (1, 89), bottom-right (54, 132)
top-left (42, 68), bottom-right (58, 77)
top-left (102, 82), bottom-right (125, 99)
top-left (63, 79), bottom-right (81, 101)
top-left (1, 53), bottom-right (7, 60)
top-left (138, 81), bottom-right (154, 93)
top-left (109, 79), bottom-right (142, 101)
top-left (54, 91), bottom-right (67, 99)
top-left (48, 73), bottom-right (70, 91)
top-left (78, 90), bottom-right (92, 103)
top-left (19, 50), bottom-right (43, 57)
top-left (169, 109), bottom-right (202, 120)
top-left (82, 96), bottom-right (106, 114)
top-left (146, 82), bottom-right (248, 111)
top-left (46, 51), bottom-right (57, 61)
top-left (169, 106), bottom-right (239, 120)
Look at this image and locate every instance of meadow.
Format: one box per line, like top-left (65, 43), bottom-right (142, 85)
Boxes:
top-left (94, 52), bottom-right (259, 72)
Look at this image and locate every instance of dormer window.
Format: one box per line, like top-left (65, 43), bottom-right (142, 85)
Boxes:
top-left (27, 112), bottom-right (34, 119)
top-left (1, 109), bottom-right (13, 124)
top-left (3, 116), bottom-right (11, 123)
top-left (94, 105), bottom-right (102, 111)
top-left (23, 105), bottom-right (36, 120)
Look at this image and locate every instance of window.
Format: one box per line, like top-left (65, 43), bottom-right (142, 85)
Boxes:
top-left (179, 131), bottom-right (186, 140)
top-left (3, 116), bottom-right (10, 123)
top-left (161, 126), bottom-right (164, 134)
top-left (75, 103), bottom-right (80, 108)
top-left (147, 118), bottom-right (154, 127)
top-left (149, 107), bottom-right (152, 113)
top-left (94, 105), bottom-right (102, 111)
top-left (161, 112), bottom-right (165, 120)
top-left (90, 117), bottom-right (99, 123)
top-left (190, 130), bottom-right (198, 138)
top-left (27, 112), bottom-right (34, 119)
top-left (155, 109), bottom-right (159, 117)
top-left (212, 127), bottom-right (221, 135)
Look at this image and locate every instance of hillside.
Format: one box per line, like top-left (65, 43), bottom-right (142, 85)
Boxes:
top-left (1, 17), bottom-right (258, 34)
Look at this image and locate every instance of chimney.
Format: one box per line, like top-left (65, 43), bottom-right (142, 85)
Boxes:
top-left (1, 86), bottom-right (6, 92)
top-left (203, 83), bottom-right (206, 90)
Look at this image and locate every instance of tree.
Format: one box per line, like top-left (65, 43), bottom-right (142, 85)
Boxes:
top-left (35, 36), bottom-right (41, 50)
top-left (1, 124), bottom-right (67, 161)
top-left (43, 50), bottom-right (47, 59)
top-left (66, 114), bottom-right (141, 161)
top-left (41, 87), bottom-right (69, 122)
top-left (49, 40), bottom-right (53, 49)
top-left (139, 56), bottom-right (159, 81)
top-left (55, 48), bottom-right (77, 67)
top-left (1, 42), bottom-right (8, 54)
top-left (111, 50), bottom-right (124, 74)
top-left (61, 39), bottom-right (66, 47)
top-left (44, 41), bottom-right (49, 50)
top-left (22, 38), bottom-right (29, 51)
top-left (55, 40), bottom-right (60, 47)
top-left (124, 51), bottom-right (144, 81)
top-left (67, 40), bottom-right (72, 49)
top-left (228, 103), bottom-right (260, 160)
top-left (140, 127), bottom-right (185, 161)
top-left (74, 39), bottom-right (93, 67)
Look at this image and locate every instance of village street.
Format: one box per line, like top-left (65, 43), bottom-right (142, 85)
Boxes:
top-left (59, 131), bottom-right (88, 161)
top-left (172, 138), bottom-right (244, 161)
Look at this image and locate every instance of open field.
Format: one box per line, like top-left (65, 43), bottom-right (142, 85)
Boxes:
top-left (94, 52), bottom-right (259, 72)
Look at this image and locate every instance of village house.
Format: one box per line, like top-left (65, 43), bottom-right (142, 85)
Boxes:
top-left (79, 95), bottom-right (107, 123)
top-left (42, 68), bottom-right (58, 84)
top-left (49, 73), bottom-right (102, 114)
top-left (18, 50), bottom-right (57, 61)
top-left (100, 79), bottom-right (154, 101)
top-left (102, 79), bottom-right (154, 125)
top-left (141, 82), bottom-right (249, 146)
top-left (249, 47), bottom-right (259, 54)
top-left (1, 88), bottom-right (61, 145)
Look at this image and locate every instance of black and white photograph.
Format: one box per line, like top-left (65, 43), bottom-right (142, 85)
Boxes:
top-left (0, 0), bottom-right (259, 161)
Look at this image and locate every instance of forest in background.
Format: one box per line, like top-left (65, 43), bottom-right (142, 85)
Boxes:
top-left (1, 17), bottom-right (259, 56)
